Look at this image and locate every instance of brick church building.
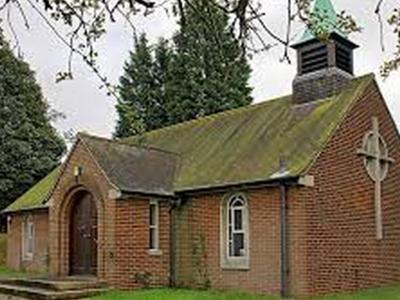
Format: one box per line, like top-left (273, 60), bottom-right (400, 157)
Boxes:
top-left (4, 0), bottom-right (400, 297)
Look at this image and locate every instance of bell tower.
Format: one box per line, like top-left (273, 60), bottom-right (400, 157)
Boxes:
top-left (291, 0), bottom-right (359, 104)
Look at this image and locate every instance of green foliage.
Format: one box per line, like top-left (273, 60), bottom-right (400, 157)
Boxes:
top-left (90, 285), bottom-right (400, 300)
top-left (192, 233), bottom-right (210, 289)
top-left (167, 0), bottom-right (252, 124)
top-left (134, 271), bottom-right (152, 288)
top-left (115, 34), bottom-right (152, 138)
top-left (90, 289), bottom-right (279, 300)
top-left (0, 265), bottom-right (43, 277)
top-left (381, 7), bottom-right (400, 77)
top-left (115, 0), bottom-right (252, 138)
top-left (0, 33), bottom-right (65, 211)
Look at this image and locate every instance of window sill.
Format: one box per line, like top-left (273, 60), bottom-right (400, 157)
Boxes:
top-left (148, 249), bottom-right (163, 256)
top-left (22, 255), bottom-right (33, 262)
top-left (221, 265), bottom-right (250, 271)
top-left (221, 258), bottom-right (250, 270)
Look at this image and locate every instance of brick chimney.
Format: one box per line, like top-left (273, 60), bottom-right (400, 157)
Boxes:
top-left (291, 0), bottom-right (359, 104)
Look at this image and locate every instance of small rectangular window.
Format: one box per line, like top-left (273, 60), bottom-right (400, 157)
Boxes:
top-left (22, 217), bottom-right (34, 260)
top-left (149, 200), bottom-right (159, 250)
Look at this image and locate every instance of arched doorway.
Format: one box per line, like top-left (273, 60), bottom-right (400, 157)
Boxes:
top-left (69, 190), bottom-right (98, 276)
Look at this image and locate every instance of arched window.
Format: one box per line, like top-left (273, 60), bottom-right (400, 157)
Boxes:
top-left (221, 193), bottom-right (249, 269)
top-left (227, 195), bottom-right (247, 258)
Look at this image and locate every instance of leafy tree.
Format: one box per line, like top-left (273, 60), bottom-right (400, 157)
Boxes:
top-left (0, 33), bottom-right (66, 211)
top-left (167, 0), bottom-right (253, 123)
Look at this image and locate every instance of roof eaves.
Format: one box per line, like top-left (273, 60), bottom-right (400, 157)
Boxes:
top-left (120, 187), bottom-right (176, 199)
top-left (2, 165), bottom-right (61, 214)
top-left (2, 204), bottom-right (49, 215)
top-left (175, 175), bottom-right (300, 195)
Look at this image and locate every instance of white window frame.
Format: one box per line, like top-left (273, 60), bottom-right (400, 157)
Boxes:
top-left (22, 215), bottom-right (34, 261)
top-left (149, 199), bottom-right (161, 254)
top-left (220, 193), bottom-right (250, 270)
top-left (227, 196), bottom-right (246, 258)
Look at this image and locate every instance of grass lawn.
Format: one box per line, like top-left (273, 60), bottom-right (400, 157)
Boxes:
top-left (89, 285), bottom-right (400, 300)
top-left (0, 265), bottom-right (46, 279)
top-left (0, 265), bottom-right (397, 299)
top-left (0, 266), bottom-right (31, 278)
top-left (90, 289), bottom-right (278, 300)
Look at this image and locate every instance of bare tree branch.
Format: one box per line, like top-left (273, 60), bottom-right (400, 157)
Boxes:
top-left (24, 0), bottom-right (119, 99)
top-left (375, 0), bottom-right (386, 51)
top-left (248, 4), bottom-right (288, 46)
top-left (0, 0), bottom-right (11, 12)
top-left (135, 0), bottom-right (155, 8)
top-left (282, 0), bottom-right (292, 63)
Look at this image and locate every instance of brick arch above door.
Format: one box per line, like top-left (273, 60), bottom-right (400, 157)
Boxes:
top-left (47, 138), bottom-right (115, 280)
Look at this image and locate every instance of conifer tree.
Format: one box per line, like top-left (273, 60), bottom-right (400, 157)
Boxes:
top-left (116, 36), bottom-right (175, 137)
top-left (168, 0), bottom-right (253, 123)
top-left (115, 34), bottom-right (153, 138)
top-left (0, 32), bottom-right (65, 210)
top-left (149, 38), bottom-right (174, 130)
top-left (115, 0), bottom-right (253, 136)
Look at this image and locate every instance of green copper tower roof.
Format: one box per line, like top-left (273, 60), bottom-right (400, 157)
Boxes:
top-left (295, 0), bottom-right (345, 46)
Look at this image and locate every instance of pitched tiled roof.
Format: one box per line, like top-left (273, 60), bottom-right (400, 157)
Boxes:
top-left (3, 166), bottom-right (60, 213)
top-left (4, 74), bottom-right (374, 212)
top-left (124, 74), bottom-right (373, 191)
top-left (81, 134), bottom-right (178, 196)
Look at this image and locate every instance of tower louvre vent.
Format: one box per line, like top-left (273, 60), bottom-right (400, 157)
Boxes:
top-left (300, 44), bottom-right (328, 75)
top-left (291, 0), bottom-right (358, 104)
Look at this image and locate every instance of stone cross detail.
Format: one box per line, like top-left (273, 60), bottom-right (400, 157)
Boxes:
top-left (357, 117), bottom-right (394, 240)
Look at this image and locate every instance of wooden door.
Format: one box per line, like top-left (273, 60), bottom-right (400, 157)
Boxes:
top-left (69, 192), bottom-right (98, 275)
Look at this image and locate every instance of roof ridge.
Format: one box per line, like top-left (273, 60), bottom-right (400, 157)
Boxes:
top-left (78, 132), bottom-right (180, 156)
top-left (124, 94), bottom-right (292, 141)
top-left (124, 74), bottom-right (374, 142)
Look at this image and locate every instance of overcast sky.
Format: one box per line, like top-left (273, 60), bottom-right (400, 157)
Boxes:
top-left (3, 0), bottom-right (400, 138)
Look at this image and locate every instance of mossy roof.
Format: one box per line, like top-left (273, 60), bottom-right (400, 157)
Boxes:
top-left (3, 166), bottom-right (60, 213)
top-left (124, 74), bottom-right (374, 191)
top-left (81, 134), bottom-right (178, 196)
top-left (5, 74), bottom-right (374, 212)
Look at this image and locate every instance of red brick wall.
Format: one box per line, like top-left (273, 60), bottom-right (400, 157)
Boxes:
top-left (172, 189), bottom-right (281, 295)
top-left (49, 138), bottom-right (117, 281)
top-left (290, 79), bottom-right (400, 296)
top-left (49, 137), bottom-right (171, 289)
top-left (10, 78), bottom-right (400, 297)
top-left (7, 210), bottom-right (48, 274)
top-left (113, 198), bottom-right (171, 289)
